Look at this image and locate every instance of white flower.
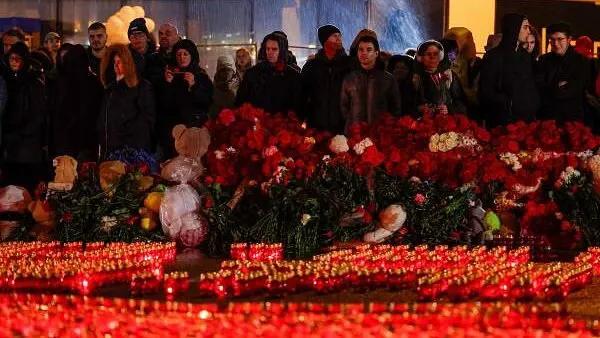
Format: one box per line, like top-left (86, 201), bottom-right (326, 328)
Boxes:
top-left (262, 145), bottom-right (279, 158)
top-left (226, 146), bottom-right (237, 154)
top-left (500, 152), bottom-right (522, 171)
top-left (556, 166), bottom-right (581, 187)
top-left (214, 150), bottom-right (226, 160)
top-left (301, 214), bottom-right (312, 225)
top-left (329, 135), bottom-right (349, 154)
top-left (353, 137), bottom-right (374, 155)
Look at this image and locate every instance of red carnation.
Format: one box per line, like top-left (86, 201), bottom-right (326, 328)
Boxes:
top-left (361, 146), bottom-right (384, 167)
top-left (218, 109), bottom-right (236, 126)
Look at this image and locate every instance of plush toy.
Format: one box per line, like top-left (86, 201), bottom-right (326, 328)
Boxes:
top-left (99, 161), bottom-right (127, 192)
top-left (48, 155), bottom-right (78, 191)
top-left (363, 204), bottom-right (407, 243)
top-left (161, 124), bottom-right (211, 182)
top-left (160, 125), bottom-right (211, 247)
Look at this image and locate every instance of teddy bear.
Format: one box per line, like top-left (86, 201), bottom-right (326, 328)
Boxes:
top-left (161, 124), bottom-right (211, 183)
top-left (48, 155), bottom-right (78, 191)
top-left (363, 204), bottom-right (407, 243)
top-left (159, 124), bottom-right (211, 247)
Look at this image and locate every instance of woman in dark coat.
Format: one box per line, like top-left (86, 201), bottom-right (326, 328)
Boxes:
top-left (162, 39), bottom-right (213, 127)
top-left (160, 38), bottom-right (213, 158)
top-left (1, 42), bottom-right (47, 190)
top-left (98, 43), bottom-right (155, 158)
top-left (387, 55), bottom-right (417, 117)
top-left (53, 44), bottom-right (104, 161)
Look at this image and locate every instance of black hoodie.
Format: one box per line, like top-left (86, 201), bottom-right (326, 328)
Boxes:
top-left (479, 13), bottom-right (540, 127)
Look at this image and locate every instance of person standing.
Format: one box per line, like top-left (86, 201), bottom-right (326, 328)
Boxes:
top-left (235, 33), bottom-right (302, 115)
top-left (210, 55), bottom-right (236, 117)
top-left (87, 22), bottom-right (107, 77)
top-left (98, 44), bottom-right (155, 158)
top-left (536, 22), bottom-right (592, 123)
top-left (301, 24), bottom-right (352, 134)
top-left (231, 47), bottom-right (252, 95)
top-left (157, 23), bottom-right (181, 67)
top-left (340, 34), bottom-right (401, 132)
top-left (127, 18), bottom-right (162, 86)
top-left (479, 13), bottom-right (540, 127)
top-left (412, 40), bottom-right (466, 116)
top-left (387, 54), bottom-right (417, 117)
top-left (1, 42), bottom-right (46, 190)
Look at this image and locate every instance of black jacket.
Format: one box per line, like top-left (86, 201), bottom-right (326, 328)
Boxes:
top-left (161, 66), bottom-right (214, 128)
top-left (235, 61), bottom-right (302, 115)
top-left (479, 13), bottom-right (540, 127)
top-left (412, 64), bottom-right (467, 115)
top-left (98, 79), bottom-right (156, 156)
top-left (3, 67), bottom-right (46, 163)
top-left (340, 67), bottom-right (402, 132)
top-left (301, 49), bottom-right (353, 134)
top-left (130, 44), bottom-right (164, 87)
top-left (536, 47), bottom-right (592, 122)
top-left (54, 45), bottom-right (104, 161)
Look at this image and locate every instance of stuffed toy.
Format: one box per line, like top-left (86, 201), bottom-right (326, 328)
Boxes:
top-left (161, 124), bottom-right (210, 183)
top-left (99, 161), bottom-right (127, 193)
top-left (160, 125), bottom-right (211, 247)
top-left (363, 204), bottom-right (407, 243)
top-left (28, 199), bottom-right (55, 241)
top-left (48, 155), bottom-right (78, 191)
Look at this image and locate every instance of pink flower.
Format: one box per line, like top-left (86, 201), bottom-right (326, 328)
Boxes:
top-left (414, 193), bottom-right (426, 206)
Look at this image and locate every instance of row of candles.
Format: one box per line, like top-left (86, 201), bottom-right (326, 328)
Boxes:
top-left (0, 293), bottom-right (597, 337)
top-left (183, 243), bottom-right (596, 301)
top-left (0, 242), bottom-right (177, 295)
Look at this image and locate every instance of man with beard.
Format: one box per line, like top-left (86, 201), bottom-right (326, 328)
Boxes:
top-left (301, 25), bottom-right (353, 134)
top-left (87, 22), bottom-right (107, 76)
top-left (157, 23), bottom-right (181, 67)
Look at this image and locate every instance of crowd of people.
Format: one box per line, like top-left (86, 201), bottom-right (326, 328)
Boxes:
top-left (0, 13), bottom-right (598, 190)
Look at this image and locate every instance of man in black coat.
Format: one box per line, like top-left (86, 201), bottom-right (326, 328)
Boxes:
top-left (235, 33), bottom-right (302, 115)
top-left (127, 18), bottom-right (163, 87)
top-left (479, 13), bottom-right (540, 127)
top-left (536, 22), bottom-right (592, 123)
top-left (301, 25), bottom-right (353, 134)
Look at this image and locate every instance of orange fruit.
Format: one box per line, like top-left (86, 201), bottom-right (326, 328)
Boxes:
top-left (144, 192), bottom-right (163, 213)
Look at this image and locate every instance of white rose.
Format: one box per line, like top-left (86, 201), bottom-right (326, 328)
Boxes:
top-left (329, 135), bottom-right (349, 154)
top-left (353, 137), bottom-right (374, 155)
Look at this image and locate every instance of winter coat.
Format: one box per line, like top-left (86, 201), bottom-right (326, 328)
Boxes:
top-left (479, 13), bottom-right (540, 127)
top-left (129, 44), bottom-right (164, 87)
top-left (98, 79), bottom-right (156, 156)
top-left (162, 66), bottom-right (214, 128)
top-left (54, 45), bottom-right (104, 161)
top-left (412, 65), bottom-right (467, 115)
top-left (3, 68), bottom-right (46, 164)
top-left (210, 57), bottom-right (236, 117)
top-left (235, 61), bottom-right (302, 115)
top-left (86, 46), bottom-right (102, 77)
top-left (536, 47), bottom-right (592, 123)
top-left (340, 67), bottom-right (401, 132)
top-left (301, 48), bottom-right (353, 134)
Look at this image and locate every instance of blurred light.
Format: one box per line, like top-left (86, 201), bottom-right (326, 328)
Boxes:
top-left (226, 33), bottom-right (232, 38)
top-left (308, 44), bottom-right (316, 48)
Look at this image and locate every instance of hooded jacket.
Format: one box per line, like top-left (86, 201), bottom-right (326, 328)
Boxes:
top-left (161, 39), bottom-right (213, 127)
top-left (301, 48), bottom-right (353, 134)
top-left (479, 13), bottom-right (540, 127)
top-left (235, 34), bottom-right (302, 115)
top-left (2, 42), bottom-right (46, 164)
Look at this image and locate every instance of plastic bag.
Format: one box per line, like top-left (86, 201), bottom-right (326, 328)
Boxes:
top-left (159, 183), bottom-right (208, 247)
top-left (0, 185), bottom-right (32, 213)
top-left (161, 156), bottom-right (204, 184)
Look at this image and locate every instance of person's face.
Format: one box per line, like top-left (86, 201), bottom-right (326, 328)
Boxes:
top-left (129, 31), bottom-right (148, 53)
top-left (422, 45), bottom-right (441, 71)
top-left (392, 62), bottom-right (410, 82)
top-left (265, 39), bottom-right (280, 64)
top-left (88, 28), bottom-right (107, 51)
top-left (176, 48), bottom-right (192, 68)
top-left (236, 50), bottom-right (251, 68)
top-left (357, 41), bottom-right (378, 69)
top-left (523, 34), bottom-right (535, 53)
top-left (44, 37), bottom-right (61, 53)
top-left (3, 35), bottom-right (19, 54)
top-left (549, 32), bottom-right (570, 56)
top-left (159, 25), bottom-right (178, 50)
top-left (518, 19), bottom-right (531, 44)
top-left (8, 53), bottom-right (22, 72)
top-left (113, 55), bottom-right (125, 76)
top-left (324, 32), bottom-right (343, 51)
